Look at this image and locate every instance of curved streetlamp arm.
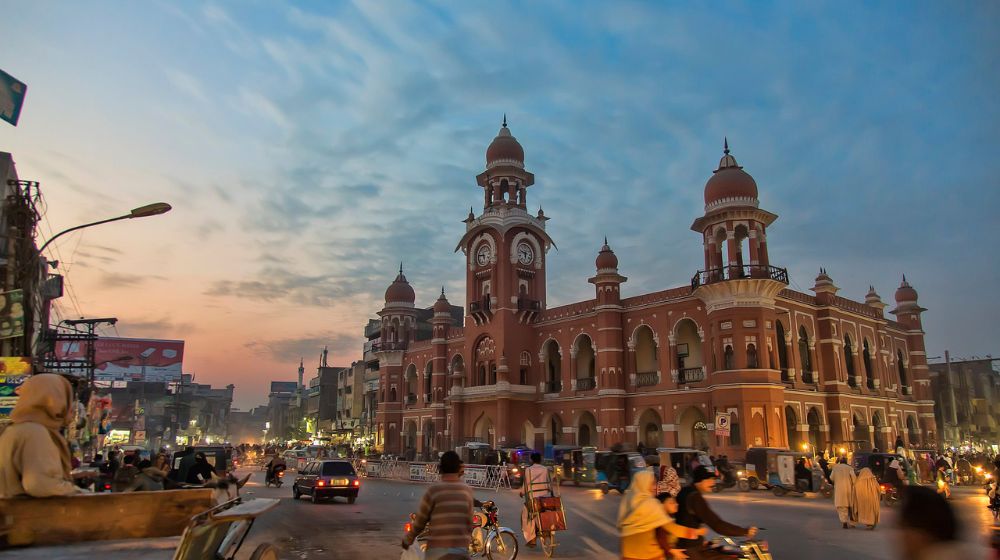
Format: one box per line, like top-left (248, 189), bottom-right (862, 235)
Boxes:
top-left (37, 214), bottom-right (131, 256)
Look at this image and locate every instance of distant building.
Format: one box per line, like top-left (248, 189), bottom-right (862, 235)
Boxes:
top-left (928, 353), bottom-right (1000, 448)
top-left (228, 406), bottom-right (268, 444)
top-left (266, 378), bottom-right (298, 442)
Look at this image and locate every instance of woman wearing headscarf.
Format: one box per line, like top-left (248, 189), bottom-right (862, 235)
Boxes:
top-left (656, 463), bottom-right (681, 499)
top-left (855, 467), bottom-right (881, 529)
top-left (0, 374), bottom-right (83, 497)
top-left (186, 451), bottom-right (217, 484)
top-left (618, 469), bottom-right (702, 560)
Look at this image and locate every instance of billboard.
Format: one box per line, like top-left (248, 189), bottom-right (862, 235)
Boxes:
top-left (0, 357), bottom-right (31, 422)
top-left (0, 69), bottom-right (27, 127)
top-left (0, 290), bottom-right (25, 340)
top-left (270, 381), bottom-right (298, 394)
top-left (54, 337), bottom-right (184, 382)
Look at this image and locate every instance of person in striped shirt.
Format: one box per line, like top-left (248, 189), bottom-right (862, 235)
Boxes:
top-left (403, 451), bottom-right (475, 560)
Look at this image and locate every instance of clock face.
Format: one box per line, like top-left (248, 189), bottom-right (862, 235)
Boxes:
top-left (517, 242), bottom-right (534, 265)
top-left (476, 244), bottom-right (492, 266)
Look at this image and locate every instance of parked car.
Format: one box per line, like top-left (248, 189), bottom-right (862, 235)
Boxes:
top-left (293, 460), bottom-right (361, 504)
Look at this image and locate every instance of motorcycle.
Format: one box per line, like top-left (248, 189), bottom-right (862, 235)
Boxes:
top-left (265, 465), bottom-right (286, 488)
top-left (705, 535), bottom-right (773, 560)
top-left (405, 500), bottom-right (519, 560)
top-left (985, 475), bottom-right (1000, 521)
top-left (879, 483), bottom-right (899, 507)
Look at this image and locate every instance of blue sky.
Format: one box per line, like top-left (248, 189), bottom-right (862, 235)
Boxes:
top-left (2, 1), bottom-right (998, 407)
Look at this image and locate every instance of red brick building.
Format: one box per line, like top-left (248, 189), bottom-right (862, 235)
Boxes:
top-left (373, 122), bottom-right (934, 461)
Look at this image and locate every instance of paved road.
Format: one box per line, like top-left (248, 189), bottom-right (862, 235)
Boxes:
top-left (239, 469), bottom-right (992, 559)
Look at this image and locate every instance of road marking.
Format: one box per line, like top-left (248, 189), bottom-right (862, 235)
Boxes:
top-left (571, 503), bottom-right (617, 536)
top-left (581, 535), bottom-right (616, 558)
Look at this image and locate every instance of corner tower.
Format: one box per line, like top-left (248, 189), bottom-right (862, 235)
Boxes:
top-left (375, 264), bottom-right (417, 454)
top-left (690, 140), bottom-right (790, 452)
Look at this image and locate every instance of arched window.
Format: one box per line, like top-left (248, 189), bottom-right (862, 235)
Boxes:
top-left (543, 340), bottom-right (562, 393)
top-left (844, 335), bottom-right (856, 385)
top-left (724, 345), bottom-right (735, 370)
top-left (746, 344), bottom-right (758, 369)
top-left (862, 339), bottom-right (874, 388)
top-left (729, 411), bottom-right (741, 446)
top-left (477, 365), bottom-right (487, 386)
top-left (634, 326), bottom-right (658, 374)
top-left (424, 363), bottom-right (433, 401)
top-left (798, 326), bottom-right (812, 380)
top-left (897, 350), bottom-right (908, 387)
top-left (776, 322), bottom-right (789, 380)
top-left (489, 363), bottom-right (497, 385)
top-left (389, 387), bottom-right (397, 402)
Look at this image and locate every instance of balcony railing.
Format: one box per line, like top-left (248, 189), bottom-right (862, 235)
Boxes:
top-left (678, 367), bottom-right (705, 384)
top-left (372, 341), bottom-right (408, 352)
top-left (470, 298), bottom-right (491, 314)
top-left (517, 298), bottom-right (541, 312)
top-left (576, 377), bottom-right (596, 391)
top-left (901, 385), bottom-right (912, 396)
top-left (691, 265), bottom-right (789, 289)
top-left (802, 371), bottom-right (817, 384)
top-left (636, 372), bottom-right (658, 387)
top-left (545, 381), bottom-right (562, 394)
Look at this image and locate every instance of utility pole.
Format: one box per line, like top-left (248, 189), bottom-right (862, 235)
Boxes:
top-left (61, 317), bottom-right (117, 387)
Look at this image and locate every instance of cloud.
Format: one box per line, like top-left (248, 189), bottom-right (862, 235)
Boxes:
top-left (98, 271), bottom-right (164, 288)
top-left (116, 316), bottom-right (199, 339)
top-left (164, 68), bottom-right (207, 103)
top-left (244, 332), bottom-right (359, 364)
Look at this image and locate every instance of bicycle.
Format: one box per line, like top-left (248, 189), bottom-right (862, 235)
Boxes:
top-left (525, 480), bottom-right (565, 558)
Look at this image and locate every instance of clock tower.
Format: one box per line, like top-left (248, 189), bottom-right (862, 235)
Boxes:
top-left (456, 117), bottom-right (555, 327)
top-left (451, 118), bottom-right (556, 447)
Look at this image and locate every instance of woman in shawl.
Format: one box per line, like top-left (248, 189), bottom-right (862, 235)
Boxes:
top-left (657, 463), bottom-right (681, 499)
top-left (855, 467), bottom-right (881, 529)
top-left (618, 469), bottom-right (702, 560)
top-left (0, 374), bottom-right (83, 497)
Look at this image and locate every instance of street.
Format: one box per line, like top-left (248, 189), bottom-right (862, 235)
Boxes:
top-left (238, 469), bottom-right (992, 559)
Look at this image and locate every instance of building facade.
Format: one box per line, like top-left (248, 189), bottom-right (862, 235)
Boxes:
top-left (928, 354), bottom-right (1000, 448)
top-left (373, 123), bottom-right (935, 461)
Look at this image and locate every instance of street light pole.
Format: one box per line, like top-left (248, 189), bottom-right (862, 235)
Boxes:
top-left (37, 202), bottom-right (172, 256)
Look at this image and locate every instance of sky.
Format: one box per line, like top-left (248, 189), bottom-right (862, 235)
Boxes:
top-left (2, 1), bottom-right (998, 409)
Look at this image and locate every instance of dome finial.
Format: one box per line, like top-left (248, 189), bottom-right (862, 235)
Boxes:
top-left (502, 113), bottom-right (507, 128)
top-left (399, 261), bottom-right (404, 275)
top-left (604, 235), bottom-right (608, 246)
top-left (724, 137), bottom-right (729, 155)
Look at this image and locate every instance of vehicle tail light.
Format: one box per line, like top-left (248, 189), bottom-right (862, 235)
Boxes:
top-left (278, 471), bottom-right (285, 478)
top-left (353, 479), bottom-right (360, 487)
top-left (103, 483), bottom-right (111, 490)
top-left (317, 480), bottom-right (326, 487)
top-left (404, 522), bottom-right (412, 533)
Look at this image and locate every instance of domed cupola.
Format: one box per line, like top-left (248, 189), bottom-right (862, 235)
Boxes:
top-left (485, 115), bottom-right (524, 169)
top-left (595, 237), bottom-right (619, 272)
top-left (704, 138), bottom-right (759, 211)
top-left (384, 263), bottom-right (416, 305)
top-left (894, 275), bottom-right (918, 305)
top-left (433, 287), bottom-right (451, 313)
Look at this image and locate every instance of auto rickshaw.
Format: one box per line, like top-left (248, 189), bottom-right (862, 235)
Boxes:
top-left (549, 445), bottom-right (581, 483)
top-left (170, 445), bottom-right (234, 483)
top-left (743, 447), bottom-right (825, 496)
top-left (596, 451), bottom-right (647, 494)
top-left (570, 446), bottom-right (598, 486)
top-left (656, 448), bottom-right (716, 483)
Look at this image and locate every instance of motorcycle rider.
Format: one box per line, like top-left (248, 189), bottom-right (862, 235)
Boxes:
top-left (265, 454), bottom-right (287, 486)
top-left (676, 466), bottom-right (757, 559)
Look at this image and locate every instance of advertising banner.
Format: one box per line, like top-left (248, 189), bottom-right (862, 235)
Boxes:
top-left (0, 357), bottom-right (30, 422)
top-left (0, 69), bottom-right (27, 126)
top-left (464, 466), bottom-right (488, 487)
top-left (54, 337), bottom-right (184, 382)
top-left (0, 290), bottom-right (25, 340)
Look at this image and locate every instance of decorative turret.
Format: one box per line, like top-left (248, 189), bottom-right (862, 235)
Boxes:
top-left (811, 268), bottom-right (839, 305)
top-left (703, 138), bottom-right (759, 211)
top-left (590, 238), bottom-right (626, 306)
top-left (476, 117), bottom-right (535, 209)
top-left (891, 275), bottom-right (926, 331)
top-left (384, 263), bottom-right (416, 306)
top-left (865, 285), bottom-right (886, 314)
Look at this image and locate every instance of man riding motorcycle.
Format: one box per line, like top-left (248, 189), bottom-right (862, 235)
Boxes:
top-left (676, 466), bottom-right (757, 559)
top-left (265, 454), bottom-right (287, 486)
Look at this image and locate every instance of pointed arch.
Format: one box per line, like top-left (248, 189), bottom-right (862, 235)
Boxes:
top-left (541, 338), bottom-right (562, 392)
top-left (633, 325), bottom-right (658, 375)
top-left (677, 407), bottom-right (709, 450)
top-left (574, 333), bottom-right (596, 381)
top-left (896, 349), bottom-right (908, 388)
top-left (635, 408), bottom-right (663, 449)
top-left (776, 320), bottom-right (789, 380)
top-left (798, 326), bottom-right (812, 380)
top-left (577, 411), bottom-right (597, 447)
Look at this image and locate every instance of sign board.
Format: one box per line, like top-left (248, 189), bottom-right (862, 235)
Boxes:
top-left (270, 381), bottom-right (298, 394)
top-left (715, 412), bottom-right (731, 437)
top-left (0, 69), bottom-right (27, 126)
top-left (409, 463), bottom-right (426, 482)
top-left (0, 358), bottom-right (30, 422)
top-left (0, 290), bottom-right (25, 340)
top-left (134, 430), bottom-right (146, 444)
top-left (366, 462), bottom-right (381, 477)
top-left (54, 337), bottom-right (184, 382)
top-left (106, 429), bottom-right (131, 445)
top-left (464, 466), bottom-right (488, 487)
